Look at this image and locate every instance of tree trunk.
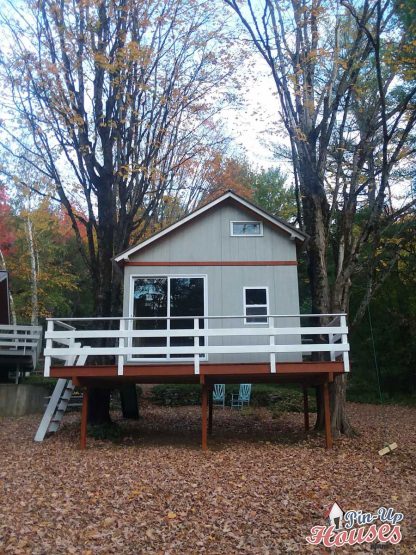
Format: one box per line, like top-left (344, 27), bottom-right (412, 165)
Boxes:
top-left (330, 374), bottom-right (354, 436)
top-left (300, 171), bottom-right (354, 437)
top-left (0, 248), bottom-right (17, 325)
top-left (26, 216), bottom-right (39, 326)
top-left (87, 388), bottom-right (112, 425)
top-left (120, 384), bottom-right (139, 419)
top-left (87, 203), bottom-right (119, 425)
top-left (315, 377), bottom-right (354, 436)
top-left (315, 287), bottom-right (354, 436)
top-left (95, 182), bottom-right (115, 318)
top-left (301, 192), bottom-right (330, 315)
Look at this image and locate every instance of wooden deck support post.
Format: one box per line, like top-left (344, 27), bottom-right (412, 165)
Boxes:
top-left (80, 387), bottom-right (89, 450)
top-left (323, 382), bottom-right (333, 449)
top-left (208, 386), bottom-right (213, 435)
top-left (201, 382), bottom-right (208, 450)
top-left (302, 387), bottom-right (309, 432)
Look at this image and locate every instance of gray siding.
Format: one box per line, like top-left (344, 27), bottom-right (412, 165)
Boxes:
top-left (122, 201), bottom-right (302, 363)
top-left (128, 203), bottom-right (297, 263)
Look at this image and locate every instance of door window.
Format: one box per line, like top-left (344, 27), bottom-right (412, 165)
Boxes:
top-left (132, 276), bottom-right (205, 359)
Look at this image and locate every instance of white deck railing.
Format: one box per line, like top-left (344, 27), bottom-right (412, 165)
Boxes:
top-left (0, 324), bottom-right (43, 369)
top-left (43, 314), bottom-right (350, 377)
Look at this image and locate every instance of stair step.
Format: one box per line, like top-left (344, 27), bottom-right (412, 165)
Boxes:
top-left (35, 378), bottom-right (74, 442)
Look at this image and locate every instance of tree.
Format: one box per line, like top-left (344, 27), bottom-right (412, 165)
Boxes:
top-left (0, 183), bottom-right (17, 324)
top-left (199, 152), bottom-right (255, 203)
top-left (0, 0), bottom-right (238, 423)
top-left (349, 212), bottom-right (416, 400)
top-left (251, 168), bottom-right (297, 222)
top-left (0, 0), bottom-right (236, 317)
top-left (224, 0), bottom-right (416, 434)
top-left (0, 184), bottom-right (14, 259)
top-left (2, 197), bottom-right (84, 323)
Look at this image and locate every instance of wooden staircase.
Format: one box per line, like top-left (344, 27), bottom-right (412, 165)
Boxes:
top-left (34, 340), bottom-right (87, 442)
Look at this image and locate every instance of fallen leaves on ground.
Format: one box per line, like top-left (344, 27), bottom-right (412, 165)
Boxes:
top-left (0, 402), bottom-right (415, 554)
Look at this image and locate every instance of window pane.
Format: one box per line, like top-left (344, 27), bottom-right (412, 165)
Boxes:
top-left (170, 278), bottom-right (205, 358)
top-left (133, 278), bottom-right (167, 317)
top-left (246, 306), bottom-right (267, 316)
top-left (131, 277), bottom-right (205, 359)
top-left (232, 222), bottom-right (261, 235)
top-left (245, 288), bottom-right (267, 305)
top-left (133, 278), bottom-right (167, 358)
top-left (170, 278), bottom-right (204, 316)
top-left (246, 306), bottom-right (267, 324)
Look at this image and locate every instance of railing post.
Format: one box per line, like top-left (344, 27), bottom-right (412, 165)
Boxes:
top-left (269, 316), bottom-right (276, 373)
top-left (44, 320), bottom-right (53, 377)
top-left (329, 333), bottom-right (335, 361)
top-left (194, 318), bottom-right (200, 375)
top-left (118, 319), bottom-right (125, 376)
top-left (13, 324), bottom-right (18, 350)
top-left (340, 315), bottom-right (350, 372)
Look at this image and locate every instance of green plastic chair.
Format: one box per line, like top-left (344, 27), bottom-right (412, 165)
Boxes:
top-left (213, 384), bottom-right (225, 408)
top-left (231, 384), bottom-right (252, 409)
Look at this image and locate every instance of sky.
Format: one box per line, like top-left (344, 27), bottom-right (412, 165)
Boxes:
top-left (220, 56), bottom-right (293, 175)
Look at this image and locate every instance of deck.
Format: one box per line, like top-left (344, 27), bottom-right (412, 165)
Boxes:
top-left (0, 325), bottom-right (43, 380)
top-left (44, 313), bottom-right (349, 379)
top-left (42, 314), bottom-right (350, 449)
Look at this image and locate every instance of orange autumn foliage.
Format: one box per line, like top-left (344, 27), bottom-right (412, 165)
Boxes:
top-left (201, 153), bottom-right (254, 204)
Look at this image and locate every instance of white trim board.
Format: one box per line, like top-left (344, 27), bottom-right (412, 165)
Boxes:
top-left (114, 191), bottom-right (307, 262)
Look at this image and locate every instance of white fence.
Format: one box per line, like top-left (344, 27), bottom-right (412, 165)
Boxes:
top-left (43, 314), bottom-right (350, 377)
top-left (0, 324), bottom-right (43, 369)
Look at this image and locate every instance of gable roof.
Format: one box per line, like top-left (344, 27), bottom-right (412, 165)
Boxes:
top-left (325, 502), bottom-right (344, 518)
top-left (114, 190), bottom-right (308, 263)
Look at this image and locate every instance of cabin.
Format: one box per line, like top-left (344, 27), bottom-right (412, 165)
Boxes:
top-left (38, 191), bottom-right (350, 449)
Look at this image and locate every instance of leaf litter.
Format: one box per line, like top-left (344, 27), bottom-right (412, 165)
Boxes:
top-left (0, 401), bottom-right (415, 554)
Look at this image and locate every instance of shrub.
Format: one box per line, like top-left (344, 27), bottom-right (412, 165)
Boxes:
top-left (24, 376), bottom-right (58, 394)
top-left (151, 384), bottom-right (202, 406)
top-left (150, 383), bottom-right (317, 411)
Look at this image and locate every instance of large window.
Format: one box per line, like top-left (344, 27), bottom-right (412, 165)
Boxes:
top-left (131, 276), bottom-right (205, 359)
top-left (244, 287), bottom-right (269, 324)
top-left (230, 221), bottom-right (263, 236)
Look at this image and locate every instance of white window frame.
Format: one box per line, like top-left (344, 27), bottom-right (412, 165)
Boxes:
top-left (243, 286), bottom-right (269, 325)
top-left (230, 220), bottom-right (263, 237)
top-left (128, 273), bottom-right (208, 362)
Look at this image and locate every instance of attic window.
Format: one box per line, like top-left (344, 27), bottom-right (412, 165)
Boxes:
top-left (231, 221), bottom-right (263, 236)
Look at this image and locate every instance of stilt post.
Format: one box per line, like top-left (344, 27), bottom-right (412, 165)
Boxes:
top-left (303, 387), bottom-right (309, 432)
top-left (323, 382), bottom-right (333, 449)
top-left (201, 382), bottom-right (208, 450)
top-left (208, 385), bottom-right (213, 435)
top-left (80, 387), bottom-right (89, 450)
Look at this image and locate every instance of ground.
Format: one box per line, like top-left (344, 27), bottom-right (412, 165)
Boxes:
top-left (0, 402), bottom-right (415, 554)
